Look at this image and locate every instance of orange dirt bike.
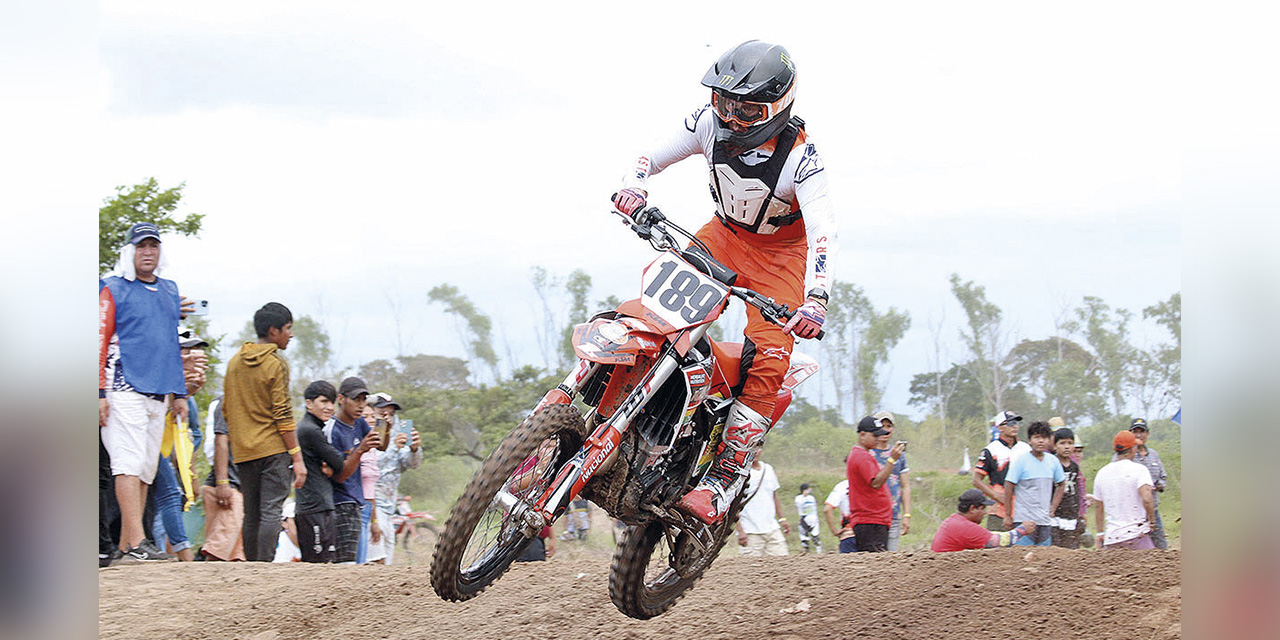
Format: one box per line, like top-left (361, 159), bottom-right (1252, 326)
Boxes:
top-left (429, 206), bottom-right (822, 619)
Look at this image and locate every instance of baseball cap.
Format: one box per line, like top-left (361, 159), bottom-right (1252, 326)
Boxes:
top-left (871, 410), bottom-right (895, 425)
top-left (1129, 418), bottom-right (1148, 431)
top-left (369, 393), bottom-right (402, 410)
top-left (304, 380), bottom-right (337, 401)
top-left (1074, 437), bottom-right (1086, 449)
top-left (958, 488), bottom-right (996, 510)
top-left (338, 376), bottom-right (370, 398)
top-left (176, 326), bottom-right (209, 349)
top-left (857, 415), bottom-right (890, 435)
top-left (990, 410), bottom-right (1022, 427)
top-left (1048, 416), bottom-right (1065, 428)
top-left (1113, 430), bottom-right (1137, 452)
top-left (128, 222), bottom-right (161, 245)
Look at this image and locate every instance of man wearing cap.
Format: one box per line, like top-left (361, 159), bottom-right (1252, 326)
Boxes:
top-left (973, 410), bottom-right (1031, 531)
top-left (224, 302), bottom-right (304, 562)
top-left (99, 222), bottom-right (190, 562)
top-left (296, 380), bottom-right (376, 563)
top-left (846, 416), bottom-right (907, 552)
top-left (327, 377), bottom-right (388, 563)
top-left (931, 489), bottom-right (1037, 552)
top-left (869, 410), bottom-right (912, 551)
top-left (1128, 418), bottom-right (1169, 549)
top-left (1093, 431), bottom-right (1157, 549)
top-left (370, 393), bottom-right (422, 564)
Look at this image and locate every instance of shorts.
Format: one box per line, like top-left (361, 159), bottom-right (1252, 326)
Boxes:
top-left (1105, 533), bottom-right (1155, 550)
top-left (838, 536), bottom-right (859, 554)
top-left (297, 509), bottom-right (335, 563)
top-left (102, 390), bottom-right (169, 482)
top-left (1052, 524), bottom-right (1082, 549)
top-left (1013, 522), bottom-right (1052, 546)
top-left (333, 502), bottom-right (363, 564)
top-left (853, 523), bottom-right (889, 552)
top-left (740, 528), bottom-right (789, 556)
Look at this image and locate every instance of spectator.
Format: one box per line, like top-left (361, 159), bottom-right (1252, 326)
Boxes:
top-left (869, 410), bottom-right (912, 550)
top-left (1050, 428), bottom-right (1086, 548)
top-left (794, 483), bottom-right (822, 554)
top-left (822, 478), bottom-right (856, 553)
top-left (846, 416), bottom-right (905, 552)
top-left (735, 459), bottom-right (791, 556)
top-left (973, 411), bottom-right (1030, 531)
top-left (296, 380), bottom-right (371, 563)
top-left (1128, 418), bottom-right (1169, 549)
top-left (327, 377), bottom-right (384, 564)
top-left (562, 498), bottom-right (592, 542)
top-left (199, 396), bottom-right (245, 561)
top-left (1003, 420), bottom-right (1065, 546)
top-left (369, 393), bottom-right (422, 565)
top-left (148, 328), bottom-right (210, 562)
top-left (272, 498), bottom-right (301, 563)
top-left (1093, 431), bottom-right (1158, 549)
top-left (224, 302), bottom-right (304, 562)
top-left (358, 404), bottom-right (383, 564)
top-left (99, 222), bottom-right (189, 562)
top-left (515, 526), bottom-right (555, 562)
top-left (931, 489), bottom-right (1037, 552)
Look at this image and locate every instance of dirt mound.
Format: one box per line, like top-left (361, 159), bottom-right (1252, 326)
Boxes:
top-left (99, 547), bottom-right (1180, 640)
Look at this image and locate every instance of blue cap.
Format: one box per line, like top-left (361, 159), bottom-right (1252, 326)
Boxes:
top-left (128, 222), bottom-right (161, 245)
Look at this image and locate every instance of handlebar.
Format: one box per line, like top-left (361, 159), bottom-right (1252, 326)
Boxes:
top-left (612, 202), bottom-right (824, 341)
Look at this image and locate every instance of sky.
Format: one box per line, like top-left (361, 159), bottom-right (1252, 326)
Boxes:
top-left (87, 0), bottom-right (1187, 421)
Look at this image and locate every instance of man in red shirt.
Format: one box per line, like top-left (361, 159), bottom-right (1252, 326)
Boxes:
top-left (932, 489), bottom-right (1036, 552)
top-left (846, 416), bottom-right (905, 552)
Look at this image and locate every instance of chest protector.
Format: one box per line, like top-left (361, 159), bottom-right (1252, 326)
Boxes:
top-left (709, 116), bottom-right (805, 235)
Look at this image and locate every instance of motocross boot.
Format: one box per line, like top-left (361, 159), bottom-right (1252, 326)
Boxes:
top-left (676, 401), bottom-right (770, 525)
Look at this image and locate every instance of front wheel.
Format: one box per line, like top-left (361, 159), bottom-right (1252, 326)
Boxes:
top-left (607, 494), bottom-right (745, 619)
top-left (429, 404), bottom-right (587, 601)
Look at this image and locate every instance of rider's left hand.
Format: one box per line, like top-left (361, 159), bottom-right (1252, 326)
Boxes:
top-left (783, 299), bottom-right (826, 339)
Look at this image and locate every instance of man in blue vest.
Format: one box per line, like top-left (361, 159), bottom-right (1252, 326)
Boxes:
top-left (99, 222), bottom-right (189, 562)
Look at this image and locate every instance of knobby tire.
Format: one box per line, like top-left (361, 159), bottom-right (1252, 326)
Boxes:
top-left (429, 404), bottom-right (587, 602)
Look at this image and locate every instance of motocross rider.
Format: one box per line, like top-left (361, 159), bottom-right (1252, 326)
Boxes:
top-left (612, 40), bottom-right (837, 526)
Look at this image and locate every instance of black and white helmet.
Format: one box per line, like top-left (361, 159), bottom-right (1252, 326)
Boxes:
top-left (700, 40), bottom-right (797, 155)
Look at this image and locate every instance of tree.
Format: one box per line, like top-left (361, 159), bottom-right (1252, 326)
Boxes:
top-left (1006, 337), bottom-right (1105, 423)
top-left (1134, 292), bottom-right (1181, 418)
top-left (821, 282), bottom-right (910, 421)
top-left (1072, 296), bottom-right (1133, 417)
top-left (99, 178), bottom-right (204, 275)
top-left (428, 284), bottom-right (500, 382)
top-left (949, 273), bottom-right (1017, 416)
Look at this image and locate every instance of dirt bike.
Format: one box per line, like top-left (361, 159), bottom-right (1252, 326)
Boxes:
top-left (429, 205), bottom-right (822, 619)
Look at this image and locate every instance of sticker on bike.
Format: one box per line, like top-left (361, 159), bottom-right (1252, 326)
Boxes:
top-left (639, 253), bottom-right (728, 331)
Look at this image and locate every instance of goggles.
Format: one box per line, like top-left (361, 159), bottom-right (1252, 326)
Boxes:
top-left (710, 87), bottom-right (794, 128)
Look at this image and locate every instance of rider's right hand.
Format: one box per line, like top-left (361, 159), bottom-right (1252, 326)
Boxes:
top-left (612, 188), bottom-right (647, 216)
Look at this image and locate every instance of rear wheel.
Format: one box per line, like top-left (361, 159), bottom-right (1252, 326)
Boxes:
top-left (607, 494), bottom-right (745, 619)
top-left (429, 404), bottom-right (587, 601)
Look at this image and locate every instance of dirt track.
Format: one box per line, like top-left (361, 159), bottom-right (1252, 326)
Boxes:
top-left (99, 546), bottom-right (1180, 640)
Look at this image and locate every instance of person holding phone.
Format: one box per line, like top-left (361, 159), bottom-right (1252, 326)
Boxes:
top-left (369, 393), bottom-right (422, 564)
top-left (869, 411), bottom-right (912, 551)
top-left (846, 416), bottom-right (907, 552)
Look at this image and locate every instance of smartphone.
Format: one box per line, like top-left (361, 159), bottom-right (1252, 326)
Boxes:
top-left (895, 440), bottom-right (908, 449)
top-left (374, 417), bottom-right (390, 446)
top-left (190, 299), bottom-right (210, 315)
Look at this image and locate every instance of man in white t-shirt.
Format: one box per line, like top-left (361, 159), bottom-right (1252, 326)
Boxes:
top-left (1093, 431), bottom-right (1157, 549)
top-left (735, 459), bottom-right (791, 556)
top-left (794, 483), bottom-right (822, 554)
top-left (823, 478), bottom-right (857, 553)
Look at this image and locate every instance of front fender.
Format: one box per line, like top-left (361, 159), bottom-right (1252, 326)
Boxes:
top-left (571, 318), bottom-right (664, 365)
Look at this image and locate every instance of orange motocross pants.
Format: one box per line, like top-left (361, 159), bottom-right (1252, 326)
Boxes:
top-left (695, 217), bottom-right (808, 419)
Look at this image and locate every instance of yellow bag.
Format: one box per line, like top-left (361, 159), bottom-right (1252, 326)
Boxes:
top-left (161, 412), bottom-right (196, 511)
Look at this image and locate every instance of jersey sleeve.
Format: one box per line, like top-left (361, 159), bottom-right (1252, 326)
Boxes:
top-left (619, 106), bottom-right (712, 193)
top-left (98, 284), bottom-right (116, 393)
top-left (787, 142), bottom-right (837, 298)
